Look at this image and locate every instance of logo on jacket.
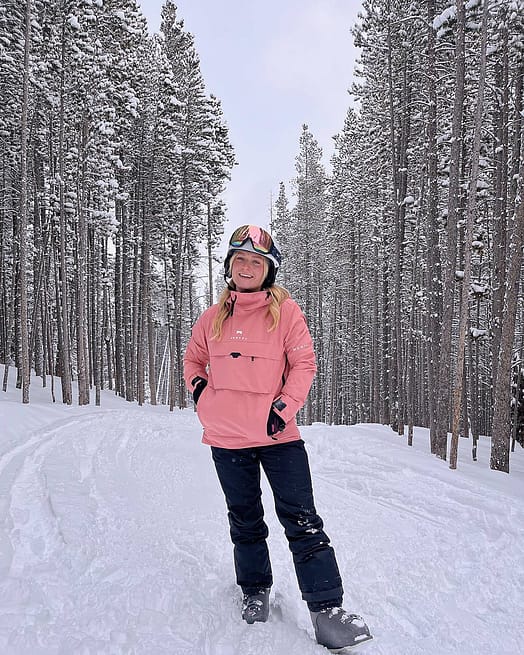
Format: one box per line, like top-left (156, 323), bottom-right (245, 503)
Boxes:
top-left (231, 328), bottom-right (246, 341)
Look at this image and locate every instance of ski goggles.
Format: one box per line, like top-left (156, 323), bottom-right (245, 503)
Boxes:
top-left (229, 225), bottom-right (281, 265)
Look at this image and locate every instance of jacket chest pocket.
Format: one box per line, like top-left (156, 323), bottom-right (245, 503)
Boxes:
top-left (210, 344), bottom-right (284, 394)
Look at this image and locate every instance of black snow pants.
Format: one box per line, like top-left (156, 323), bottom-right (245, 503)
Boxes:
top-left (211, 439), bottom-right (344, 611)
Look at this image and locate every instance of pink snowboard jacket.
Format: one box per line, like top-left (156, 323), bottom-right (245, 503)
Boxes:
top-left (183, 290), bottom-right (316, 449)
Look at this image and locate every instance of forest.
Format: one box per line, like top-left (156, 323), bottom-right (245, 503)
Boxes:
top-left (1, 0), bottom-right (523, 473)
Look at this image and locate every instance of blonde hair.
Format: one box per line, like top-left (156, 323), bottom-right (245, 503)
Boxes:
top-left (211, 252), bottom-right (290, 340)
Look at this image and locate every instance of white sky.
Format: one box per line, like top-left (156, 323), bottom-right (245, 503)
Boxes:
top-left (136, 0), bottom-right (362, 244)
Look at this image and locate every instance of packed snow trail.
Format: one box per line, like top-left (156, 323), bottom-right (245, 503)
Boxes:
top-left (0, 384), bottom-right (523, 655)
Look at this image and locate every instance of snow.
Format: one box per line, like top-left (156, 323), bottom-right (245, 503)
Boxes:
top-left (1, 371), bottom-right (523, 655)
top-left (470, 327), bottom-right (488, 339)
top-left (68, 16), bottom-right (81, 30)
top-left (433, 6), bottom-right (456, 31)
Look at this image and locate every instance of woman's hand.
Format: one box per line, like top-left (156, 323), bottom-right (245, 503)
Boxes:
top-left (267, 405), bottom-right (286, 436)
top-left (191, 376), bottom-right (208, 405)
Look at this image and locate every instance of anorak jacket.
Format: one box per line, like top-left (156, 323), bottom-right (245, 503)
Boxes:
top-left (183, 290), bottom-right (316, 449)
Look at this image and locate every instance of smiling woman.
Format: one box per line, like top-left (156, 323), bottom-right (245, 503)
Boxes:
top-left (183, 224), bottom-right (373, 649)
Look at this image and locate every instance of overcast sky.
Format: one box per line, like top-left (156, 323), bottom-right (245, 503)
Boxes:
top-left (135, 0), bottom-right (362, 245)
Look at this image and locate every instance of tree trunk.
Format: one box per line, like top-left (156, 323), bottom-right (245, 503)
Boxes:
top-left (114, 209), bottom-right (125, 397)
top-left (490, 167), bottom-right (524, 472)
top-left (449, 0), bottom-right (489, 469)
top-left (434, 0), bottom-right (466, 460)
top-left (57, 22), bottom-right (72, 405)
top-left (491, 10), bottom-right (510, 397)
top-left (18, 0), bottom-right (32, 403)
top-left (76, 119), bottom-right (89, 405)
top-left (207, 197), bottom-right (214, 306)
top-left (426, 0), bottom-right (443, 452)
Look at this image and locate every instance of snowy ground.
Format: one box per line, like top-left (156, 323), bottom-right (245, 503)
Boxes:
top-left (1, 373), bottom-right (523, 655)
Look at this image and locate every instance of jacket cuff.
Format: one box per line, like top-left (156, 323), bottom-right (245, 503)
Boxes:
top-left (272, 396), bottom-right (296, 423)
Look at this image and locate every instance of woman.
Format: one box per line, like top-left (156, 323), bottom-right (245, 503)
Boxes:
top-left (183, 225), bottom-right (372, 650)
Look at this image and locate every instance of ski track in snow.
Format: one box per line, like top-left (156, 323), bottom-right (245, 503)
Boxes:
top-left (0, 387), bottom-right (523, 655)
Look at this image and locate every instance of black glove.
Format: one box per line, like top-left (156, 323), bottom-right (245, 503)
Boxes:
top-left (191, 376), bottom-right (207, 406)
top-left (267, 407), bottom-right (286, 436)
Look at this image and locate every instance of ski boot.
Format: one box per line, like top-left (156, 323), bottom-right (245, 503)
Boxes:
top-left (242, 587), bottom-right (271, 624)
top-left (310, 607), bottom-right (373, 650)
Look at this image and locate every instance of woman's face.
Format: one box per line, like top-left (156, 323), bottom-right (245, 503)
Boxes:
top-left (230, 251), bottom-right (268, 292)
